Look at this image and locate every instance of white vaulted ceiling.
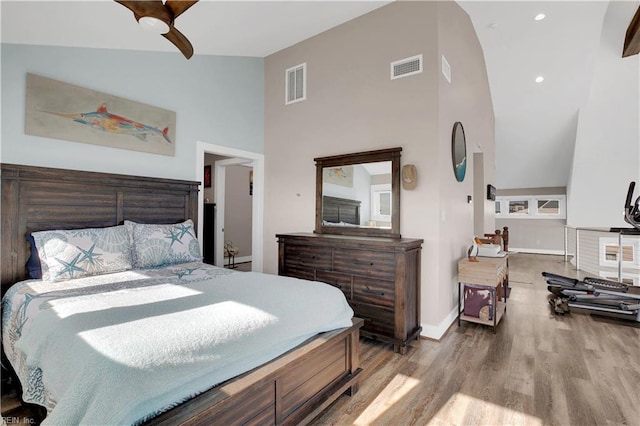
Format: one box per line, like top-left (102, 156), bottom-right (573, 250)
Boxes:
top-left (458, 1), bottom-right (614, 189)
top-left (1, 1), bottom-right (635, 189)
top-left (0, 1), bottom-right (392, 57)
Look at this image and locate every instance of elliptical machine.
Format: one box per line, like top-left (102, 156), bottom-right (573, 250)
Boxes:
top-left (623, 181), bottom-right (640, 231)
top-left (543, 181), bottom-right (640, 322)
top-left (543, 272), bottom-right (640, 321)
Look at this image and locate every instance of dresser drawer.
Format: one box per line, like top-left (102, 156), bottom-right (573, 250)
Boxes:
top-left (315, 270), bottom-right (351, 298)
top-left (333, 249), bottom-right (396, 278)
top-left (282, 266), bottom-right (316, 281)
top-left (283, 245), bottom-right (332, 270)
top-left (352, 277), bottom-right (394, 308)
top-left (351, 301), bottom-right (395, 336)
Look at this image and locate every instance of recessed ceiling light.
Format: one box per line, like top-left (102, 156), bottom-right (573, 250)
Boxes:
top-left (534, 13), bottom-right (546, 21)
top-left (535, 76), bottom-right (544, 83)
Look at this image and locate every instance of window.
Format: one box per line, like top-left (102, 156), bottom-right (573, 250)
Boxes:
top-left (600, 240), bottom-right (636, 265)
top-left (537, 199), bottom-right (560, 215)
top-left (605, 245), bottom-right (634, 262)
top-left (495, 195), bottom-right (566, 219)
top-left (285, 63), bottom-right (306, 105)
top-left (371, 184), bottom-right (392, 223)
top-left (509, 200), bottom-right (529, 215)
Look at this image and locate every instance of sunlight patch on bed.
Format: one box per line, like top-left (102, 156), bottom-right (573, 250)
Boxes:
top-left (76, 300), bottom-right (279, 366)
top-left (50, 284), bottom-right (203, 318)
top-left (354, 373), bottom-right (419, 425)
top-left (431, 392), bottom-right (542, 425)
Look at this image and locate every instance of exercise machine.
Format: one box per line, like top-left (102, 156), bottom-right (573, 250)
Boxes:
top-left (623, 181), bottom-right (640, 231)
top-left (543, 272), bottom-right (640, 322)
top-left (611, 181), bottom-right (640, 233)
top-left (542, 181), bottom-right (640, 321)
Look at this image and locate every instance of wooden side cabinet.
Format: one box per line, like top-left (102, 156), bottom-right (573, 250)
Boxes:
top-left (457, 256), bottom-right (509, 332)
top-left (277, 233), bottom-right (423, 354)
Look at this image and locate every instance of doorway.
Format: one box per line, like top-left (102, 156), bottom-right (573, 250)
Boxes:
top-left (196, 141), bottom-right (264, 272)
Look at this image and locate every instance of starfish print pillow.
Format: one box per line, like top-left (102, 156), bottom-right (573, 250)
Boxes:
top-left (32, 225), bottom-right (134, 282)
top-left (126, 219), bottom-right (202, 269)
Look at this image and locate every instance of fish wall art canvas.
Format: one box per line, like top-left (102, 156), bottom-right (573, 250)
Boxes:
top-left (25, 73), bottom-right (176, 156)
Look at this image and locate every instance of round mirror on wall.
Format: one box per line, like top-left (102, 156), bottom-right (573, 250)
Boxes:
top-left (451, 121), bottom-right (467, 182)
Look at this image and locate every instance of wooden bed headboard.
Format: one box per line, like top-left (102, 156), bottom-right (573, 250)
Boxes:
top-left (322, 196), bottom-right (361, 225)
top-left (0, 163), bottom-right (200, 295)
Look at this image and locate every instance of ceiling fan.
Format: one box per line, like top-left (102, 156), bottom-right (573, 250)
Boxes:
top-left (115, 1), bottom-right (199, 59)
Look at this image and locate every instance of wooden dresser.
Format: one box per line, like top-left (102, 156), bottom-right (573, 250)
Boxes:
top-left (277, 233), bottom-right (423, 354)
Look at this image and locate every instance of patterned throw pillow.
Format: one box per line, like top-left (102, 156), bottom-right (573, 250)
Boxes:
top-left (32, 225), bottom-right (134, 282)
top-left (127, 219), bottom-right (202, 268)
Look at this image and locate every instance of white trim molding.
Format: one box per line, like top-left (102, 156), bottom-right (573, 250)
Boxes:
top-left (421, 306), bottom-right (459, 341)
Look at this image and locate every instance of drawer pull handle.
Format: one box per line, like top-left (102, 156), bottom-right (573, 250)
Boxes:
top-left (353, 260), bottom-right (375, 266)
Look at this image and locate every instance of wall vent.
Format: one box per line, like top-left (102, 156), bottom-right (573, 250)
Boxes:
top-left (285, 63), bottom-right (306, 105)
top-left (390, 54), bottom-right (423, 80)
top-left (441, 54), bottom-right (451, 83)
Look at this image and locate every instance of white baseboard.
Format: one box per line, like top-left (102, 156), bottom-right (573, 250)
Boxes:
top-left (224, 255), bottom-right (251, 266)
top-left (420, 306), bottom-right (459, 341)
top-left (509, 248), bottom-right (564, 255)
top-left (234, 255), bottom-right (252, 264)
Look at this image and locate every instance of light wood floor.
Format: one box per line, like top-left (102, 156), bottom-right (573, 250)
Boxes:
top-left (2, 254), bottom-right (638, 425)
top-left (312, 253), bottom-right (640, 426)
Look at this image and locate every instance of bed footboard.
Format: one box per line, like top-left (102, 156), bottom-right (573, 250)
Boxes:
top-left (148, 318), bottom-right (363, 426)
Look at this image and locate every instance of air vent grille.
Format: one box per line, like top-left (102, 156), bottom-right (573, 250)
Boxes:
top-left (391, 54), bottom-right (423, 80)
top-left (285, 63), bottom-right (306, 105)
top-left (441, 54), bottom-right (451, 83)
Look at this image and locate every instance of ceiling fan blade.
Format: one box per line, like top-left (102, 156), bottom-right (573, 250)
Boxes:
top-left (165, 1), bottom-right (199, 19)
top-left (163, 26), bottom-right (194, 59)
top-left (114, 1), bottom-right (167, 21)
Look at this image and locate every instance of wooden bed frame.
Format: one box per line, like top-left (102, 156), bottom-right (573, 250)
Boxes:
top-left (0, 163), bottom-right (362, 425)
top-left (322, 196), bottom-right (361, 225)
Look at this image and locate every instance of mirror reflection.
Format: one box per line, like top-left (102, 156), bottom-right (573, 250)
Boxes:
top-left (322, 161), bottom-right (392, 229)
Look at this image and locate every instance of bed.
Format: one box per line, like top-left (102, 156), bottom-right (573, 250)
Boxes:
top-left (1, 163), bottom-right (363, 425)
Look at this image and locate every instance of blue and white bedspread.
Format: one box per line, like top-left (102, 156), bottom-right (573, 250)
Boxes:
top-left (1, 262), bottom-right (354, 425)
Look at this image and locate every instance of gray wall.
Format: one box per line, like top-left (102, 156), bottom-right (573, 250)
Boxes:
top-left (224, 165), bottom-right (253, 259)
top-left (1, 44), bottom-right (264, 181)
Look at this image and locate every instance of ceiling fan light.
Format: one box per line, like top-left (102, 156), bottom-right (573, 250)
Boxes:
top-left (534, 13), bottom-right (546, 21)
top-left (138, 16), bottom-right (170, 34)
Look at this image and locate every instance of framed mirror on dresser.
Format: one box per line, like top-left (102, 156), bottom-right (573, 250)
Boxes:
top-left (314, 147), bottom-right (401, 238)
top-left (278, 147), bottom-right (423, 354)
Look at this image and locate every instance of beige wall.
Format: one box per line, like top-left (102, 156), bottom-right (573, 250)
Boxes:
top-left (264, 1), bottom-right (494, 338)
top-left (224, 165), bottom-right (253, 259)
top-left (204, 154), bottom-right (253, 260)
top-left (435, 1), bottom-right (495, 332)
